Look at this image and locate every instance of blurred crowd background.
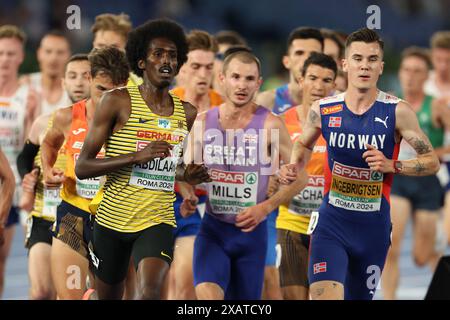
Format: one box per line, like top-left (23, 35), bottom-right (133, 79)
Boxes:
top-left (1, 0), bottom-right (450, 91)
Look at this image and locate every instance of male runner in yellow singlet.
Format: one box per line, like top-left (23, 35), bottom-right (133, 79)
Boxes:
top-left (75, 18), bottom-right (211, 300)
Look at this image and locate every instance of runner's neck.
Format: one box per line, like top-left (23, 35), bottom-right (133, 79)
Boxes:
top-left (344, 86), bottom-right (379, 115)
top-left (287, 78), bottom-right (302, 105)
top-left (220, 102), bottom-right (257, 129)
top-left (184, 89), bottom-right (210, 113)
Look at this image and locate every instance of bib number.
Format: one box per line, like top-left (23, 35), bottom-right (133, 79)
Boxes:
top-left (129, 143), bottom-right (181, 192)
top-left (42, 187), bottom-right (62, 219)
top-left (76, 177), bottom-right (102, 199)
top-left (207, 169), bottom-right (258, 215)
top-left (328, 161), bottom-right (383, 212)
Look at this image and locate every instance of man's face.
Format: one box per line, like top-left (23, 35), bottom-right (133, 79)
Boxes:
top-left (283, 38), bottom-right (322, 75)
top-left (0, 37), bottom-right (24, 79)
top-left (299, 64), bottom-right (336, 105)
top-left (342, 41), bottom-right (384, 91)
top-left (399, 56), bottom-right (428, 94)
top-left (63, 60), bottom-right (91, 103)
top-left (139, 37), bottom-right (178, 88)
top-left (324, 38), bottom-right (341, 68)
top-left (93, 30), bottom-right (126, 51)
top-left (220, 59), bottom-right (261, 107)
top-left (181, 49), bottom-right (215, 96)
top-left (37, 35), bottom-right (71, 78)
top-left (431, 47), bottom-right (450, 79)
top-left (90, 72), bottom-right (125, 107)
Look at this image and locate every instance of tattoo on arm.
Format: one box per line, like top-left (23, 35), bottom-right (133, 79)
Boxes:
top-left (308, 110), bottom-right (319, 125)
top-left (316, 288), bottom-right (325, 296)
top-left (414, 160), bottom-right (426, 174)
top-left (407, 137), bottom-right (431, 155)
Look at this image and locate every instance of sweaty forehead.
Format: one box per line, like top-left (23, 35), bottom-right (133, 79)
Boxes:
top-left (347, 41), bottom-right (382, 56)
top-left (148, 37), bottom-right (177, 50)
top-left (305, 64), bottom-right (335, 78)
top-left (289, 38), bottom-right (322, 54)
top-left (40, 35), bottom-right (69, 49)
top-left (188, 49), bottom-right (215, 64)
top-left (226, 58), bottom-right (259, 76)
top-left (66, 60), bottom-right (90, 73)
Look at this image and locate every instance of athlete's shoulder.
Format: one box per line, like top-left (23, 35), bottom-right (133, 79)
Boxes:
top-left (264, 108), bottom-right (285, 130)
top-left (101, 87), bottom-right (131, 107)
top-left (255, 89), bottom-right (276, 110)
top-left (170, 86), bottom-right (185, 100)
top-left (209, 89), bottom-right (224, 106)
top-left (52, 104), bottom-right (73, 128)
top-left (181, 101), bottom-right (198, 129)
top-left (318, 92), bottom-right (345, 106)
top-left (376, 91), bottom-right (402, 104)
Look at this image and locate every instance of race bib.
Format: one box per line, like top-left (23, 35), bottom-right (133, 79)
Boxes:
top-left (129, 142), bottom-right (181, 192)
top-left (42, 187), bottom-right (62, 219)
top-left (288, 175), bottom-right (324, 216)
top-left (74, 151), bottom-right (104, 199)
top-left (329, 161), bottom-right (383, 212)
top-left (207, 169), bottom-right (258, 215)
top-left (76, 177), bottom-right (102, 199)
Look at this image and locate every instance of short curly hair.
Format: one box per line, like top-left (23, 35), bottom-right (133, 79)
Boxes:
top-left (88, 47), bottom-right (129, 85)
top-left (126, 18), bottom-right (188, 78)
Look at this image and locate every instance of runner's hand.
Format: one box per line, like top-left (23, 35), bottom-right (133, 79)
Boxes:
top-left (277, 164), bottom-right (298, 185)
top-left (235, 203), bottom-right (269, 232)
top-left (135, 140), bottom-right (173, 164)
top-left (22, 168), bottom-right (39, 192)
top-left (362, 144), bottom-right (394, 173)
top-left (43, 168), bottom-right (65, 188)
top-left (183, 164), bottom-right (212, 185)
top-left (180, 195), bottom-right (198, 218)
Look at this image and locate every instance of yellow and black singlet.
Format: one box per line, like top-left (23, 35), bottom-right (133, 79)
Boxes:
top-left (31, 114), bottom-right (67, 221)
top-left (96, 86), bottom-right (189, 233)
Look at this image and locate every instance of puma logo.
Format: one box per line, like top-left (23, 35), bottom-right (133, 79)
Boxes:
top-left (374, 116), bottom-right (388, 129)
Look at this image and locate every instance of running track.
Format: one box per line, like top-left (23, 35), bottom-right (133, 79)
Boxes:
top-left (3, 221), bottom-right (449, 300)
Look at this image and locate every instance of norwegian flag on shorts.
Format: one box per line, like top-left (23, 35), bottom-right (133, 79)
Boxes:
top-left (328, 117), bottom-right (341, 128)
top-left (313, 262), bottom-right (327, 274)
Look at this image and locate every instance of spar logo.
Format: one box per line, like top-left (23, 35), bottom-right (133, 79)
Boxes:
top-left (210, 169), bottom-right (245, 184)
top-left (371, 171), bottom-right (383, 181)
top-left (246, 173), bottom-right (257, 184)
top-left (308, 175), bottom-right (325, 187)
top-left (136, 140), bottom-right (149, 151)
top-left (333, 162), bottom-right (373, 181)
top-left (321, 104), bottom-right (343, 115)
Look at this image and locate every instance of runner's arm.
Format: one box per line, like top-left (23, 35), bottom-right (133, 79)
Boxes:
top-left (291, 100), bottom-right (322, 165)
top-left (17, 114), bottom-right (49, 179)
top-left (278, 101), bottom-right (322, 184)
top-left (41, 108), bottom-right (71, 180)
top-left (175, 111), bottom-right (211, 185)
top-left (261, 114), bottom-right (308, 212)
top-left (0, 148), bottom-right (15, 227)
top-left (394, 101), bottom-right (440, 176)
top-left (75, 89), bottom-right (149, 179)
